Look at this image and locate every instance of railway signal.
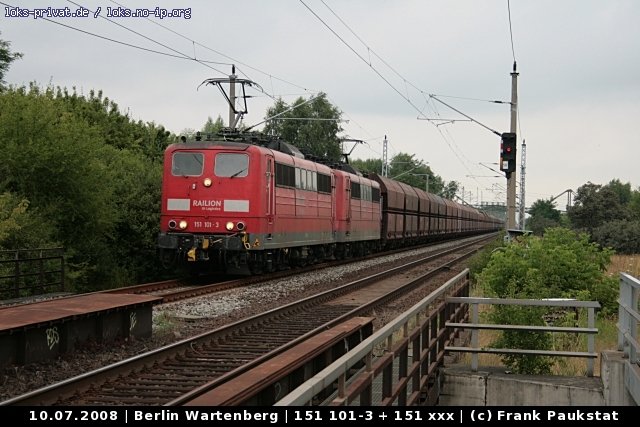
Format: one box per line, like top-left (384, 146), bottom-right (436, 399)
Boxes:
top-left (500, 132), bottom-right (517, 177)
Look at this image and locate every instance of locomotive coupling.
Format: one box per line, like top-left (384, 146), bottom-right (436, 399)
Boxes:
top-left (187, 247), bottom-right (197, 262)
top-left (241, 232), bottom-right (251, 250)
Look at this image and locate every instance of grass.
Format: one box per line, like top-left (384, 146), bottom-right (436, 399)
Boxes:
top-left (608, 254), bottom-right (640, 278)
top-left (460, 254), bottom-right (639, 376)
top-left (153, 311), bottom-right (178, 337)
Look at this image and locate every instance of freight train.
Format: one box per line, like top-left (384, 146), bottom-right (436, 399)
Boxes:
top-left (157, 131), bottom-right (503, 274)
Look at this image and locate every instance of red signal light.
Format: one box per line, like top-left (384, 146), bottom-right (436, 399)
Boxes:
top-left (500, 132), bottom-right (517, 175)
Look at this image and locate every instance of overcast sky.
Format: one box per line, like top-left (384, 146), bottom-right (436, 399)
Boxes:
top-left (2, 0), bottom-right (639, 207)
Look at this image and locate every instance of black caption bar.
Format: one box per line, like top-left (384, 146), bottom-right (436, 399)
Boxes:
top-left (8, 406), bottom-right (636, 426)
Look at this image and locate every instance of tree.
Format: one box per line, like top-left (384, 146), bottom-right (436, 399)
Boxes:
top-left (388, 153), bottom-right (425, 180)
top-left (592, 219), bottom-right (640, 254)
top-left (351, 153), bottom-right (458, 198)
top-left (568, 182), bottom-right (629, 234)
top-left (529, 199), bottom-right (561, 222)
top-left (263, 93), bottom-right (342, 161)
top-left (527, 199), bottom-right (561, 235)
top-left (139, 121), bottom-right (172, 162)
top-left (0, 193), bottom-right (57, 249)
top-left (0, 32), bottom-right (22, 90)
top-left (0, 83), bottom-right (168, 291)
top-left (388, 153), bottom-right (431, 186)
top-left (442, 181), bottom-right (459, 200)
top-left (630, 187), bottom-right (640, 220)
top-left (388, 153), bottom-right (459, 199)
top-left (606, 179), bottom-right (632, 205)
top-left (350, 158), bottom-right (382, 175)
top-left (202, 115), bottom-right (224, 135)
top-left (527, 216), bottom-right (558, 237)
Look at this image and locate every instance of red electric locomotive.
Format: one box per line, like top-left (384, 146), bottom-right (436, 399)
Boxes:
top-left (157, 132), bottom-right (381, 274)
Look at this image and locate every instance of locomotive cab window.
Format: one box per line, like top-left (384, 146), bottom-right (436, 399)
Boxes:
top-left (351, 182), bottom-right (361, 199)
top-left (275, 162), bottom-right (295, 187)
top-left (172, 152), bottom-right (204, 176)
top-left (372, 187), bottom-right (380, 202)
top-left (317, 173), bottom-right (331, 193)
top-left (214, 153), bottom-right (249, 178)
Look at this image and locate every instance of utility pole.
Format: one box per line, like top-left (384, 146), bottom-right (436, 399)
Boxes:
top-left (518, 139), bottom-right (527, 230)
top-left (228, 65), bottom-right (237, 129)
top-left (382, 135), bottom-right (388, 177)
top-left (507, 62), bottom-right (518, 229)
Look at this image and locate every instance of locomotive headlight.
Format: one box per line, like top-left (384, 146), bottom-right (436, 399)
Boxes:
top-left (203, 178), bottom-right (212, 187)
top-left (225, 221), bottom-right (234, 231)
top-left (236, 221), bottom-right (246, 231)
top-left (179, 220), bottom-right (188, 230)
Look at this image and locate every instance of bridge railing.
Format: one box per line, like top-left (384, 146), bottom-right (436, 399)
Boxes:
top-left (0, 248), bottom-right (65, 300)
top-left (619, 273), bottom-right (640, 365)
top-left (275, 269), bottom-right (471, 406)
top-left (618, 272), bottom-right (640, 404)
top-left (445, 297), bottom-right (600, 376)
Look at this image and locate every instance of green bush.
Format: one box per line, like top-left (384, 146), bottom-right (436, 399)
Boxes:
top-left (592, 219), bottom-right (640, 255)
top-left (467, 236), bottom-right (504, 285)
top-left (476, 227), bottom-right (617, 374)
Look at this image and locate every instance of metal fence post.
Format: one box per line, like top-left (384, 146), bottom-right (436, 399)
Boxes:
top-left (471, 302), bottom-right (479, 372)
top-left (619, 275), bottom-right (628, 353)
top-left (38, 249), bottom-right (45, 295)
top-left (587, 306), bottom-right (595, 376)
top-left (631, 279), bottom-right (639, 364)
top-left (13, 250), bottom-right (20, 298)
top-left (60, 249), bottom-right (65, 292)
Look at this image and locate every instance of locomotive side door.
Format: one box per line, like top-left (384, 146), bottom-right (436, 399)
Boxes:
top-left (345, 175), bottom-right (351, 235)
top-left (331, 173), bottom-right (336, 233)
top-left (266, 155), bottom-right (275, 235)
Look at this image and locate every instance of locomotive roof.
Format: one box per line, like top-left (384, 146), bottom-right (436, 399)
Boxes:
top-left (169, 130), bottom-right (364, 174)
top-left (167, 140), bottom-right (252, 151)
top-left (169, 130), bottom-right (306, 159)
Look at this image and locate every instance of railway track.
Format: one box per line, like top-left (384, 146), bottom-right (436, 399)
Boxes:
top-left (1, 234), bottom-right (495, 308)
top-left (2, 235), bottom-right (493, 406)
top-left (106, 234), bottom-right (496, 304)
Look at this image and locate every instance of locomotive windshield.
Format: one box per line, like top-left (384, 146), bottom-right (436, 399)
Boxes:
top-left (215, 153), bottom-right (249, 178)
top-left (172, 152), bottom-right (204, 176)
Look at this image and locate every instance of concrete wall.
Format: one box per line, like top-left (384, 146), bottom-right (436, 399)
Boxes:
top-left (439, 353), bottom-right (637, 406)
top-left (601, 351), bottom-right (636, 406)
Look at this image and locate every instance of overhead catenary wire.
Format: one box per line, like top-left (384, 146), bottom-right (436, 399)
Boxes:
top-left (66, 0), bottom-right (231, 75)
top-left (322, 0), bottom-right (488, 182)
top-left (105, 0), bottom-right (388, 141)
top-left (7, 0), bottom-right (326, 114)
top-left (299, 0), bottom-right (425, 116)
top-left (320, 0), bottom-right (429, 100)
top-left (301, 0), bottom-right (507, 194)
top-left (0, 1), bottom-right (227, 71)
top-left (109, 0), bottom-right (318, 99)
top-left (430, 94), bottom-right (511, 105)
top-left (4, 0), bottom-right (318, 131)
top-left (429, 95), bottom-right (502, 137)
top-left (66, 0), bottom-right (287, 103)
